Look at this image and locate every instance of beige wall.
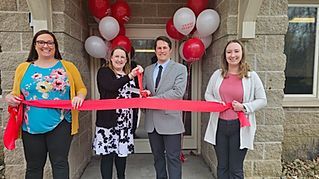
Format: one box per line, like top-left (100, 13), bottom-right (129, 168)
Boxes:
top-left (0, 0), bottom-right (92, 178)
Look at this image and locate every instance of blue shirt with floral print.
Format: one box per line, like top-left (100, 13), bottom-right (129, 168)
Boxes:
top-left (20, 61), bottom-right (71, 134)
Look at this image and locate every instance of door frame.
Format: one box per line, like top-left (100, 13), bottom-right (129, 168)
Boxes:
top-left (89, 26), bottom-right (202, 153)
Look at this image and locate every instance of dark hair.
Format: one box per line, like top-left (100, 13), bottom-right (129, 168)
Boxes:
top-left (27, 30), bottom-right (62, 62)
top-left (108, 46), bottom-right (131, 74)
top-left (154, 36), bottom-right (172, 50)
top-left (221, 39), bottom-right (250, 78)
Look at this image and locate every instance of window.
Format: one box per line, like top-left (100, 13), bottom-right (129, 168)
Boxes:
top-left (284, 5), bottom-right (319, 97)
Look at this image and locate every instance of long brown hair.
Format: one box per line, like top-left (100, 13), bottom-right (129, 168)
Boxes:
top-left (221, 39), bottom-right (250, 78)
top-left (108, 46), bottom-right (131, 74)
top-left (27, 30), bottom-right (62, 62)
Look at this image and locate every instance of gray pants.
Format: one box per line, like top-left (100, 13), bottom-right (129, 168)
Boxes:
top-left (148, 130), bottom-right (182, 179)
top-left (214, 119), bottom-right (247, 179)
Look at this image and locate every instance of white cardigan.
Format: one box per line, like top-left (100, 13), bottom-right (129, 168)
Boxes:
top-left (204, 69), bottom-right (267, 150)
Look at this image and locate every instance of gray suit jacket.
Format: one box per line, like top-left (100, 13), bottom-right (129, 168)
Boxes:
top-left (143, 60), bottom-right (187, 134)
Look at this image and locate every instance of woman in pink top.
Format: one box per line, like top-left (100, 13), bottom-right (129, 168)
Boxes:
top-left (204, 40), bottom-right (267, 178)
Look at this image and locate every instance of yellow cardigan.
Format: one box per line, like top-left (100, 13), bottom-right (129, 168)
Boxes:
top-left (11, 60), bottom-right (87, 135)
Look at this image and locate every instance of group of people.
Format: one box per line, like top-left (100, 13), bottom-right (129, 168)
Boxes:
top-left (5, 30), bottom-right (267, 179)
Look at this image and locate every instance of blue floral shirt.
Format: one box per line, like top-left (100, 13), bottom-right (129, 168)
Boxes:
top-left (20, 61), bottom-right (71, 134)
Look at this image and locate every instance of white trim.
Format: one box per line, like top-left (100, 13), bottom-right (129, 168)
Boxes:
top-left (284, 4), bottom-right (319, 107)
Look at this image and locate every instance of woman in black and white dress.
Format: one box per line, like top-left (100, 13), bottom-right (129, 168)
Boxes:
top-left (93, 46), bottom-right (143, 179)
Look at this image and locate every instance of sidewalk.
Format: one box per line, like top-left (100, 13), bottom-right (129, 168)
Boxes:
top-left (80, 153), bottom-right (214, 179)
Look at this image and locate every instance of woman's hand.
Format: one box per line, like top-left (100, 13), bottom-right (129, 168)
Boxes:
top-left (130, 65), bottom-right (144, 77)
top-left (5, 93), bottom-right (22, 107)
top-left (72, 94), bottom-right (85, 109)
top-left (140, 90), bottom-right (151, 98)
top-left (232, 100), bottom-right (245, 112)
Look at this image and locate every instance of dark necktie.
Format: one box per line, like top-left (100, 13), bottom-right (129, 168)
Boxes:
top-left (155, 65), bottom-right (163, 90)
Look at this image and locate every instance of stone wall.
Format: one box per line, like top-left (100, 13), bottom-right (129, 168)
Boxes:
top-left (201, 0), bottom-right (288, 178)
top-left (0, 0), bottom-right (32, 177)
top-left (283, 107), bottom-right (319, 162)
top-left (0, 0), bottom-right (92, 178)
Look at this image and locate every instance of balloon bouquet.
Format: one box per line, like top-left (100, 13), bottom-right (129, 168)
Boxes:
top-left (166, 0), bottom-right (220, 64)
top-left (166, 0), bottom-right (220, 162)
top-left (85, 0), bottom-right (132, 59)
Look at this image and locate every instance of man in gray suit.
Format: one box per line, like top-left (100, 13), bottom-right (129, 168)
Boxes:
top-left (143, 36), bottom-right (187, 179)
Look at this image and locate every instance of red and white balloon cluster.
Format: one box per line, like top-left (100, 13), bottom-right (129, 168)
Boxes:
top-left (166, 0), bottom-right (220, 64)
top-left (85, 0), bottom-right (132, 59)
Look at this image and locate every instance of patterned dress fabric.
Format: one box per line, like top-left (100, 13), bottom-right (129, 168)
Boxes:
top-left (93, 75), bottom-right (135, 157)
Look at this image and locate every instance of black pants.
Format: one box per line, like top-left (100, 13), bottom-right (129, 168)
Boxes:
top-left (22, 120), bottom-right (73, 179)
top-left (100, 153), bottom-right (127, 179)
top-left (214, 119), bottom-right (247, 179)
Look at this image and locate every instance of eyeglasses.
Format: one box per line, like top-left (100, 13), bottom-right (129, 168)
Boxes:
top-left (35, 40), bottom-right (55, 48)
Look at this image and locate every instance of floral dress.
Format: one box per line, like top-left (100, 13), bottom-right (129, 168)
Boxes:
top-left (93, 75), bottom-right (135, 157)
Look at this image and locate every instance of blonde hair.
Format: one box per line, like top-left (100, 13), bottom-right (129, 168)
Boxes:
top-left (108, 46), bottom-right (131, 74)
top-left (221, 39), bottom-right (250, 78)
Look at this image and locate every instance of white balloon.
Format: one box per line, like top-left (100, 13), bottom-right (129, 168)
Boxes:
top-left (173, 7), bottom-right (196, 35)
top-left (85, 36), bottom-right (107, 58)
top-left (196, 9), bottom-right (220, 37)
top-left (192, 30), bottom-right (212, 49)
top-left (99, 16), bottom-right (120, 41)
top-left (179, 42), bottom-right (186, 60)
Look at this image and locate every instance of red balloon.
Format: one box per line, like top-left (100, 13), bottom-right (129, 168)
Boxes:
top-left (187, 0), bottom-right (209, 16)
top-left (118, 23), bottom-right (126, 36)
top-left (88, 0), bottom-right (111, 19)
top-left (111, 35), bottom-right (131, 52)
top-left (166, 18), bottom-right (185, 41)
top-left (111, 0), bottom-right (131, 24)
top-left (182, 38), bottom-right (205, 63)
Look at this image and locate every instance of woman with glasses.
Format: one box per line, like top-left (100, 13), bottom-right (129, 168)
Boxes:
top-left (4, 30), bottom-right (87, 179)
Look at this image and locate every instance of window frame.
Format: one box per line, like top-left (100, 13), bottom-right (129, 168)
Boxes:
top-left (283, 3), bottom-right (319, 107)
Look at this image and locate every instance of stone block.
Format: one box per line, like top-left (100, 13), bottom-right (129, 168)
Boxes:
top-left (52, 0), bottom-right (65, 12)
top-left (144, 17), bottom-right (169, 24)
top-left (246, 36), bottom-right (266, 54)
top-left (70, 20), bottom-right (82, 41)
top-left (256, 53), bottom-right (286, 71)
top-left (0, 0), bottom-right (17, 11)
top-left (253, 160), bottom-right (282, 177)
top-left (0, 32), bottom-right (21, 52)
top-left (52, 13), bottom-right (71, 34)
top-left (265, 71), bottom-right (285, 90)
top-left (285, 124), bottom-right (319, 137)
top-left (258, 0), bottom-right (271, 16)
top-left (18, 0), bottom-right (29, 12)
top-left (284, 111), bottom-right (319, 125)
top-left (256, 16), bottom-right (288, 35)
top-left (144, 0), bottom-right (170, 2)
top-left (255, 125), bottom-right (283, 142)
top-left (244, 160), bottom-right (253, 177)
top-left (264, 107), bottom-right (285, 125)
top-left (264, 142), bottom-right (282, 160)
top-left (0, 12), bottom-right (31, 31)
top-left (0, 52), bottom-right (28, 71)
top-left (265, 90), bottom-right (284, 107)
top-left (1, 71), bottom-right (15, 91)
top-left (130, 4), bottom-right (157, 17)
top-left (5, 165), bottom-right (25, 179)
top-left (265, 35), bottom-right (285, 53)
top-left (21, 32), bottom-right (33, 51)
top-left (158, 4), bottom-right (184, 17)
top-left (4, 147), bottom-right (24, 165)
top-left (246, 143), bottom-right (263, 160)
top-left (255, 110), bottom-right (265, 125)
top-left (270, 0), bottom-right (288, 15)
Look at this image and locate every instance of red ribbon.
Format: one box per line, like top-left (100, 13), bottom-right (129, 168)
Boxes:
top-left (4, 73), bottom-right (250, 150)
top-left (4, 96), bottom-right (24, 150)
